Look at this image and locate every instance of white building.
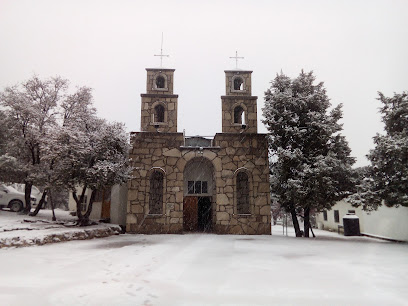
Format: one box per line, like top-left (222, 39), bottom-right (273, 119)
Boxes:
top-left (316, 200), bottom-right (408, 242)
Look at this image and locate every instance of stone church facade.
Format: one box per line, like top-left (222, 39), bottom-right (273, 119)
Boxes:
top-left (127, 67), bottom-right (271, 234)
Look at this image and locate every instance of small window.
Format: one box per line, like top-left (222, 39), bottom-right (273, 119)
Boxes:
top-left (348, 210), bottom-right (355, 214)
top-left (323, 211), bottom-right (327, 221)
top-left (234, 77), bottom-right (244, 90)
top-left (334, 210), bottom-right (340, 223)
top-left (154, 105), bottom-right (165, 123)
top-left (202, 181), bottom-right (208, 194)
top-left (234, 106), bottom-right (244, 124)
top-left (80, 195), bottom-right (87, 211)
top-left (188, 181), bottom-right (194, 194)
top-left (94, 188), bottom-right (111, 203)
top-left (149, 171), bottom-right (163, 214)
top-left (94, 189), bottom-right (103, 202)
top-left (236, 172), bottom-right (250, 214)
top-left (187, 181), bottom-right (208, 194)
top-left (194, 181), bottom-right (202, 194)
top-left (156, 76), bottom-right (165, 89)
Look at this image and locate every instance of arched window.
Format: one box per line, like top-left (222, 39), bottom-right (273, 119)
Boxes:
top-left (236, 172), bottom-right (250, 214)
top-left (156, 76), bottom-right (165, 89)
top-left (154, 105), bottom-right (165, 122)
top-left (149, 171), bottom-right (163, 214)
top-left (233, 77), bottom-right (244, 90)
top-left (234, 106), bottom-right (245, 124)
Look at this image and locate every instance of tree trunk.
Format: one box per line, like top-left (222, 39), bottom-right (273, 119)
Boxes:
top-left (72, 186), bottom-right (87, 225)
top-left (23, 182), bottom-right (33, 214)
top-left (49, 189), bottom-right (56, 221)
top-left (304, 207), bottom-right (310, 238)
top-left (72, 186), bottom-right (98, 226)
top-left (310, 224), bottom-right (316, 238)
top-left (81, 189), bottom-right (97, 226)
top-left (290, 207), bottom-right (302, 237)
top-left (29, 189), bottom-right (48, 216)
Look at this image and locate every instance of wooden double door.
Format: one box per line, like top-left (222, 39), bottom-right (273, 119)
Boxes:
top-left (183, 196), bottom-right (212, 232)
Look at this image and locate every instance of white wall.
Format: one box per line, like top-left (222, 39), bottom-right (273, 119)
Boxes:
top-left (316, 201), bottom-right (365, 232)
top-left (361, 205), bottom-right (408, 242)
top-left (68, 187), bottom-right (101, 220)
top-left (111, 184), bottom-right (127, 226)
top-left (68, 185), bottom-right (127, 225)
top-left (317, 200), bottom-right (408, 242)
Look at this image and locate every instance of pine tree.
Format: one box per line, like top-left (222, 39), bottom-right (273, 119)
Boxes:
top-left (351, 91), bottom-right (408, 208)
top-left (262, 70), bottom-right (355, 237)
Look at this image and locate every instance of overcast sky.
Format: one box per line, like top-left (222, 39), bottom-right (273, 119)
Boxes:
top-left (1, 0), bottom-right (407, 167)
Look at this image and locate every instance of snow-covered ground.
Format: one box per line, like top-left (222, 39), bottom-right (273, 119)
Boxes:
top-left (1, 227), bottom-right (407, 305)
top-left (0, 209), bottom-right (120, 247)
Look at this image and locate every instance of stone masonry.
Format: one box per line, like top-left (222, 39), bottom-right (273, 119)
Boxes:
top-left (127, 67), bottom-right (271, 235)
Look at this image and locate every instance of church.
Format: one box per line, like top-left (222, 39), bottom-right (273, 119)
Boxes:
top-left (126, 62), bottom-right (271, 234)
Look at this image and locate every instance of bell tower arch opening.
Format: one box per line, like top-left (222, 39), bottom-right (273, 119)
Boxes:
top-left (155, 75), bottom-right (166, 89)
top-left (183, 157), bottom-right (215, 232)
top-left (154, 104), bottom-right (165, 123)
top-left (233, 76), bottom-right (244, 91)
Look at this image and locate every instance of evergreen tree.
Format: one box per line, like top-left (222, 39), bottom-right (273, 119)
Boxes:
top-left (262, 71), bottom-right (355, 237)
top-left (349, 91), bottom-right (408, 208)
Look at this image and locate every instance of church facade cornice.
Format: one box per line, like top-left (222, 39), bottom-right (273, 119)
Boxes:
top-left (224, 70), bottom-right (253, 74)
top-left (141, 93), bottom-right (179, 98)
top-left (146, 68), bottom-right (176, 72)
top-left (221, 95), bottom-right (257, 100)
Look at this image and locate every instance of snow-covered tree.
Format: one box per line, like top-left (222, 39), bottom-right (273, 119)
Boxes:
top-left (48, 117), bottom-right (132, 226)
top-left (349, 91), bottom-right (408, 209)
top-left (346, 167), bottom-right (381, 211)
top-left (1, 75), bottom-right (131, 223)
top-left (262, 71), bottom-right (355, 237)
top-left (0, 110), bottom-right (7, 156)
top-left (29, 86), bottom-right (95, 218)
top-left (0, 76), bottom-right (68, 213)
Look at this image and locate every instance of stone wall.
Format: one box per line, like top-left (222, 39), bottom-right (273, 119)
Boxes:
top-left (127, 132), bottom-right (184, 234)
top-left (145, 68), bottom-right (175, 95)
top-left (140, 94), bottom-right (178, 133)
top-left (224, 70), bottom-right (252, 96)
top-left (212, 133), bottom-right (271, 234)
top-left (127, 131), bottom-right (271, 235)
top-left (221, 96), bottom-right (258, 133)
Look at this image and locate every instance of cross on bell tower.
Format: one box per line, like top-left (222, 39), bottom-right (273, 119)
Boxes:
top-left (141, 33), bottom-right (178, 133)
top-left (154, 33), bottom-right (169, 68)
top-left (229, 51), bottom-right (244, 70)
top-left (222, 51), bottom-right (257, 134)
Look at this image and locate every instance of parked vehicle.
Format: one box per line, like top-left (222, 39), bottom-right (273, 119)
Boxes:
top-left (9, 184), bottom-right (45, 206)
top-left (0, 184), bottom-right (37, 212)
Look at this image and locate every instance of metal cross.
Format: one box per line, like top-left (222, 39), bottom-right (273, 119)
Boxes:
top-left (229, 51), bottom-right (244, 69)
top-left (154, 32), bottom-right (169, 68)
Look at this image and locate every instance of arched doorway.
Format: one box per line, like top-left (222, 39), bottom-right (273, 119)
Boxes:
top-left (183, 157), bottom-right (215, 232)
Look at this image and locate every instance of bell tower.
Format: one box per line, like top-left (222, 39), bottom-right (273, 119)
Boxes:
top-left (221, 70), bottom-right (258, 133)
top-left (140, 68), bottom-right (178, 133)
top-left (221, 52), bottom-right (258, 133)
